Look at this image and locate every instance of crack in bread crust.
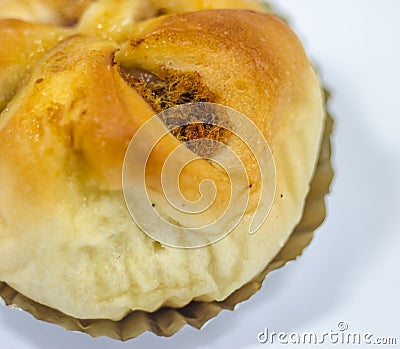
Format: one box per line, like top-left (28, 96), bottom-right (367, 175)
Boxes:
top-left (121, 68), bottom-right (231, 156)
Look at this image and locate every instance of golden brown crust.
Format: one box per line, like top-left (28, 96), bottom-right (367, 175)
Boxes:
top-left (0, 0), bottom-right (96, 25)
top-left (0, 19), bottom-right (69, 111)
top-left (0, 4), bottom-right (325, 320)
top-left (0, 35), bottom-right (153, 192)
top-left (120, 10), bottom-right (309, 146)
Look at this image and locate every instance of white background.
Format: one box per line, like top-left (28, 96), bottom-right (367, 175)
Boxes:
top-left (1, 0), bottom-right (400, 348)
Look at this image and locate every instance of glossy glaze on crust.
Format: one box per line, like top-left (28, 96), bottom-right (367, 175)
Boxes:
top-left (0, 5), bottom-right (324, 320)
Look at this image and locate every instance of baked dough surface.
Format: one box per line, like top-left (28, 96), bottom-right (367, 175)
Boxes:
top-left (0, 0), bottom-right (325, 320)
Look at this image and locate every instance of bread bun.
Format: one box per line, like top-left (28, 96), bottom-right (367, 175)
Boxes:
top-left (0, 0), bottom-right (325, 321)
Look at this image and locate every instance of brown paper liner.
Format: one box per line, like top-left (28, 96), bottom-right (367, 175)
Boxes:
top-left (0, 97), bottom-right (334, 341)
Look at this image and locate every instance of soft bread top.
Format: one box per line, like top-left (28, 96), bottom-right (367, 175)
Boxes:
top-left (0, 0), bottom-right (325, 320)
